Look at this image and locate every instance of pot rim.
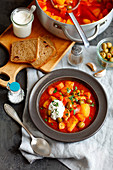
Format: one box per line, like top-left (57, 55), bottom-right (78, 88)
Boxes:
top-left (35, 0), bottom-right (113, 27)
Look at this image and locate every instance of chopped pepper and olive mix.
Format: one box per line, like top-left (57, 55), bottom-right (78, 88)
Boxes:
top-left (100, 42), bottom-right (113, 62)
top-left (39, 80), bottom-right (97, 133)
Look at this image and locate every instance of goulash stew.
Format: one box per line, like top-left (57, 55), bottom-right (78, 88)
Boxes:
top-left (37, 0), bottom-right (113, 25)
top-left (39, 80), bottom-right (98, 133)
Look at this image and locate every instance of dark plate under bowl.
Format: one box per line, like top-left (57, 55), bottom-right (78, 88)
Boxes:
top-left (29, 68), bottom-right (108, 142)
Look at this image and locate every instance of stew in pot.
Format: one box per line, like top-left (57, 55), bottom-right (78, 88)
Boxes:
top-left (39, 80), bottom-right (98, 133)
top-left (37, 0), bottom-right (113, 25)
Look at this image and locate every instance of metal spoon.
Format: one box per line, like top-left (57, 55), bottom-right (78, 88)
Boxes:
top-left (4, 103), bottom-right (51, 157)
top-left (50, 0), bottom-right (89, 48)
top-left (30, 5), bottom-right (36, 13)
top-left (26, 5), bottom-right (36, 20)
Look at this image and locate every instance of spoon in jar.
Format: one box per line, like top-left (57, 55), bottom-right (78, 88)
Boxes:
top-left (50, 0), bottom-right (89, 48)
top-left (4, 103), bottom-right (51, 157)
top-left (30, 5), bottom-right (36, 13)
top-left (26, 5), bottom-right (36, 20)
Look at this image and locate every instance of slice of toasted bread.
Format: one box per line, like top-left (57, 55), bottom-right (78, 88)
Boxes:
top-left (10, 38), bottom-right (38, 63)
top-left (31, 36), bottom-right (56, 69)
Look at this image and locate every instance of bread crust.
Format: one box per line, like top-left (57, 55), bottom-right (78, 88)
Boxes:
top-left (10, 36), bottom-right (56, 68)
top-left (10, 38), bottom-right (38, 63)
top-left (30, 36), bottom-right (56, 69)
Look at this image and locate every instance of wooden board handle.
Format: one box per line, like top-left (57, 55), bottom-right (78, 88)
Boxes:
top-left (0, 61), bottom-right (30, 87)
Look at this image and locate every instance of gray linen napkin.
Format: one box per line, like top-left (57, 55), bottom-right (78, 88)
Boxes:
top-left (19, 46), bottom-right (113, 170)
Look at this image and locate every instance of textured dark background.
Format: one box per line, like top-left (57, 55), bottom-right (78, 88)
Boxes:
top-left (0, 0), bottom-right (113, 170)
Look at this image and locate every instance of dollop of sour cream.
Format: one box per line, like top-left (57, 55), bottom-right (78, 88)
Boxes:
top-left (48, 99), bottom-right (65, 120)
top-left (13, 11), bottom-right (31, 25)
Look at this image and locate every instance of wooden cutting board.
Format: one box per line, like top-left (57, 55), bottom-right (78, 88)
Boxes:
top-left (0, 0), bottom-right (74, 87)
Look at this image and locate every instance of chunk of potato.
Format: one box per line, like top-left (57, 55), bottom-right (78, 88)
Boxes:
top-left (42, 6), bottom-right (47, 11)
top-left (83, 19), bottom-right (91, 24)
top-left (76, 113), bottom-right (85, 122)
top-left (80, 104), bottom-right (90, 118)
top-left (92, 8), bottom-right (101, 17)
top-left (49, 96), bottom-right (57, 101)
top-left (65, 81), bottom-right (74, 90)
top-left (54, 0), bottom-right (65, 5)
top-left (67, 116), bottom-right (78, 132)
top-left (66, 19), bottom-right (73, 25)
top-left (48, 86), bottom-right (55, 95)
top-left (43, 100), bottom-right (50, 108)
top-left (56, 82), bottom-right (64, 90)
top-left (59, 122), bottom-right (65, 130)
top-left (63, 108), bottom-right (70, 121)
top-left (61, 86), bottom-right (71, 96)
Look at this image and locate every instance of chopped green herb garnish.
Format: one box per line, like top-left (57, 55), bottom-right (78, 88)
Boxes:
top-left (75, 86), bottom-right (77, 91)
top-left (40, 107), bottom-right (43, 110)
top-left (45, 118), bottom-right (47, 122)
top-left (75, 98), bottom-right (78, 102)
top-left (65, 113), bottom-right (68, 116)
top-left (89, 117), bottom-right (91, 120)
top-left (89, 103), bottom-right (95, 107)
top-left (51, 123), bottom-right (53, 125)
top-left (73, 109), bottom-right (76, 115)
top-left (67, 88), bottom-right (71, 93)
top-left (77, 92), bottom-right (80, 96)
top-left (53, 88), bottom-right (57, 93)
top-left (59, 92), bottom-right (63, 95)
top-left (68, 95), bottom-right (74, 101)
top-left (69, 108), bottom-right (73, 112)
top-left (52, 101), bottom-right (58, 106)
top-left (55, 109), bottom-right (59, 114)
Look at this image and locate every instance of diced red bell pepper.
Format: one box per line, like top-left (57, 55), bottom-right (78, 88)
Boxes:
top-left (70, 105), bottom-right (81, 116)
top-left (102, 9), bottom-right (108, 16)
top-left (60, 7), bottom-right (67, 17)
top-left (53, 91), bottom-right (62, 100)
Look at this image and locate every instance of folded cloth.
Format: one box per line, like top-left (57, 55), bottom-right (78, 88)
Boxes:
top-left (19, 46), bottom-right (113, 170)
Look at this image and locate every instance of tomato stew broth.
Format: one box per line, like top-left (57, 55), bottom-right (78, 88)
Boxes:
top-left (37, 0), bottom-right (113, 25)
top-left (39, 80), bottom-right (98, 133)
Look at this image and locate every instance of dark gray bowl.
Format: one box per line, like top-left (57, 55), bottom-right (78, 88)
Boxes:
top-left (29, 68), bottom-right (108, 142)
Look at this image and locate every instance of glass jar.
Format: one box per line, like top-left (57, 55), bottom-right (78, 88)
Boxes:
top-left (68, 44), bottom-right (83, 66)
top-left (10, 7), bottom-right (34, 38)
top-left (7, 82), bottom-right (24, 104)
